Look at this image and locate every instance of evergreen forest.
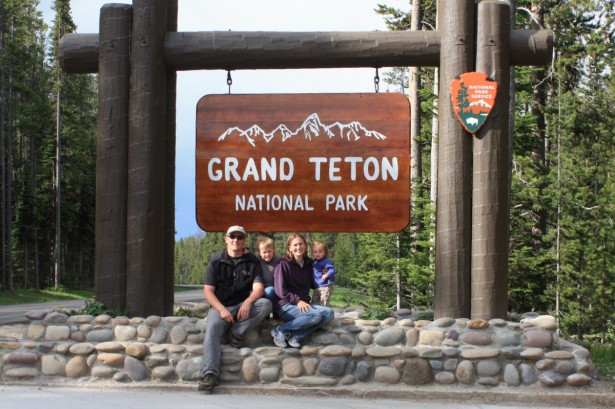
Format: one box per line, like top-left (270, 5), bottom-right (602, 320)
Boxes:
top-left (2, 1), bottom-right (614, 342)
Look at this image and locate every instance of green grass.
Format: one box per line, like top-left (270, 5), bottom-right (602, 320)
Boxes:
top-left (328, 286), bottom-right (368, 308)
top-left (173, 285), bottom-right (202, 292)
top-left (328, 286), bottom-right (392, 319)
top-left (0, 286), bottom-right (199, 306)
top-left (0, 288), bottom-right (95, 306)
top-left (585, 343), bottom-right (615, 382)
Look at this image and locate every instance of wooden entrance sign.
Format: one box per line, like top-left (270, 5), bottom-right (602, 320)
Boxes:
top-left (196, 93), bottom-right (410, 232)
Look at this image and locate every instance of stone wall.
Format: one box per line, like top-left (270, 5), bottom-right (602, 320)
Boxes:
top-left (0, 308), bottom-right (596, 388)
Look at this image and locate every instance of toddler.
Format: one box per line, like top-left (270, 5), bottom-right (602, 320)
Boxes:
top-left (311, 241), bottom-right (336, 306)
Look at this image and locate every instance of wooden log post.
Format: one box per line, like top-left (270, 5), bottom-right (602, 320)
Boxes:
top-left (95, 4), bottom-right (131, 312)
top-left (434, 0), bottom-right (475, 319)
top-left (471, 0), bottom-right (511, 319)
top-left (126, 0), bottom-right (176, 317)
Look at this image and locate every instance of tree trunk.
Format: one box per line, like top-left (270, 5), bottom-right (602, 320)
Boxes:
top-left (54, 92), bottom-right (60, 289)
top-left (34, 234), bottom-right (39, 289)
top-left (409, 0), bottom-right (424, 241)
top-left (430, 68), bottom-right (439, 207)
top-left (409, 0), bottom-right (423, 194)
top-left (6, 26), bottom-right (15, 292)
top-left (531, 4), bottom-right (548, 243)
top-left (31, 133), bottom-right (39, 289)
top-left (430, 67), bottom-right (439, 272)
top-left (0, 16), bottom-right (6, 290)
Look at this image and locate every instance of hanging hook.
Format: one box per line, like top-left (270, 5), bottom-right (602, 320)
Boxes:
top-left (374, 68), bottom-right (380, 93)
top-left (226, 70), bottom-right (233, 94)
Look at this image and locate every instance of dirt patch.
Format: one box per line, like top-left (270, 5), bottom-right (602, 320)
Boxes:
top-left (585, 379), bottom-right (614, 394)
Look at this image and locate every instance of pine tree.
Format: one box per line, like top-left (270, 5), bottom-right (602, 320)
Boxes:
top-left (46, 0), bottom-right (97, 289)
top-left (331, 233), bottom-right (358, 288)
top-left (540, 0), bottom-right (615, 339)
top-left (1, 0), bottom-right (52, 291)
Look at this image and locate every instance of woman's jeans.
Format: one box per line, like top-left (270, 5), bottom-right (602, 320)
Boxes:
top-left (277, 303), bottom-right (334, 341)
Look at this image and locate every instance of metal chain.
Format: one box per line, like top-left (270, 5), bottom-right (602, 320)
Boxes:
top-left (227, 70), bottom-right (233, 94)
top-left (374, 68), bottom-right (380, 93)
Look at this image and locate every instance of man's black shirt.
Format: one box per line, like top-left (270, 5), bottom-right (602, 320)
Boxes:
top-left (204, 250), bottom-right (263, 306)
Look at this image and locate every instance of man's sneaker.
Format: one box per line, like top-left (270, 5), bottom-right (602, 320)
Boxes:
top-left (287, 336), bottom-right (301, 348)
top-left (197, 373), bottom-right (219, 392)
top-left (227, 331), bottom-right (244, 348)
top-left (271, 326), bottom-right (287, 347)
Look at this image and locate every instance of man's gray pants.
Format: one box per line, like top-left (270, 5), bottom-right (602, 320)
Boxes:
top-left (201, 298), bottom-right (272, 377)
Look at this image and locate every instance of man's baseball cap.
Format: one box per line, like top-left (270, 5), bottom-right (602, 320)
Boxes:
top-left (226, 225), bottom-right (246, 236)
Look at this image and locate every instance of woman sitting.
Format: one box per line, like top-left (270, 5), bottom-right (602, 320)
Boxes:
top-left (270, 233), bottom-right (334, 348)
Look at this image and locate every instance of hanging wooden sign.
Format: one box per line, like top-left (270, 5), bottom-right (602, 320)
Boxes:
top-left (450, 72), bottom-right (498, 134)
top-left (196, 93), bottom-right (410, 232)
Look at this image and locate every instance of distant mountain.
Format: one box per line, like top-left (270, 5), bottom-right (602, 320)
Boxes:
top-left (217, 113), bottom-right (387, 145)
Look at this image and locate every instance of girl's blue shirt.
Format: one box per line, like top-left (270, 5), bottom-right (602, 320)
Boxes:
top-left (312, 257), bottom-right (336, 287)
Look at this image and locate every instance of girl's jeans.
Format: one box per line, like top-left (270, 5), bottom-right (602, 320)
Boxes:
top-left (277, 303), bottom-right (334, 341)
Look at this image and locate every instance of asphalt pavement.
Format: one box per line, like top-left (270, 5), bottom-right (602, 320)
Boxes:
top-left (0, 300), bottom-right (86, 325)
top-left (0, 385), bottom-right (598, 409)
top-left (0, 289), bottom-right (204, 325)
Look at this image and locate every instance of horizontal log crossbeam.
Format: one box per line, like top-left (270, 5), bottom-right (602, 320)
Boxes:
top-left (59, 29), bottom-right (552, 74)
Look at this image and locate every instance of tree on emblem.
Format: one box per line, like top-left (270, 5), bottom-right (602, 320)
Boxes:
top-left (456, 82), bottom-right (470, 113)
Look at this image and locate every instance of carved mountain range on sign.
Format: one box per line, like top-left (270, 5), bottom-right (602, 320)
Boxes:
top-left (217, 113), bottom-right (387, 147)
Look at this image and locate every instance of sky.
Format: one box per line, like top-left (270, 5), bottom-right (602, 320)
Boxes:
top-left (38, 0), bottom-right (408, 239)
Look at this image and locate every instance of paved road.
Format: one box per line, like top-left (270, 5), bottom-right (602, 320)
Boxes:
top-left (0, 289), bottom-right (203, 325)
top-left (0, 385), bottom-right (593, 409)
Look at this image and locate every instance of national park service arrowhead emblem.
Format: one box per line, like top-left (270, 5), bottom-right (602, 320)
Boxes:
top-left (450, 72), bottom-right (498, 134)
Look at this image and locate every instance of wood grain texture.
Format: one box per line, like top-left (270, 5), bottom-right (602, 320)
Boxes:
top-left (126, 0), bottom-right (173, 317)
top-left (57, 29), bottom-right (552, 74)
top-left (95, 4), bottom-right (131, 312)
top-left (471, 1), bottom-right (511, 320)
top-left (434, 0), bottom-right (475, 320)
top-left (196, 93), bottom-right (410, 232)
